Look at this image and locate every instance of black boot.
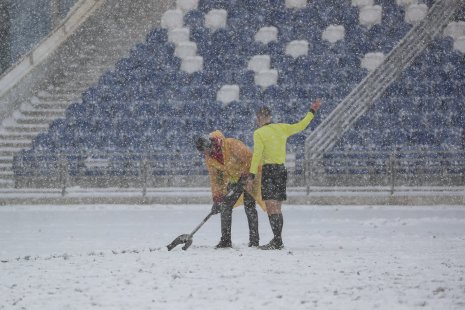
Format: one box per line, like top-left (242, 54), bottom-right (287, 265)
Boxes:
top-left (215, 237), bottom-right (232, 248)
top-left (215, 204), bottom-right (232, 249)
top-left (248, 228), bottom-right (259, 248)
top-left (260, 213), bottom-right (284, 250)
top-left (244, 192), bottom-right (259, 247)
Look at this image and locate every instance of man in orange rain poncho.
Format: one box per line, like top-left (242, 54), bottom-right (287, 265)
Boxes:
top-left (195, 130), bottom-right (265, 249)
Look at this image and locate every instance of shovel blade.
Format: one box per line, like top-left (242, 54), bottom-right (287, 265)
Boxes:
top-left (182, 239), bottom-right (193, 250)
top-left (166, 234), bottom-right (191, 251)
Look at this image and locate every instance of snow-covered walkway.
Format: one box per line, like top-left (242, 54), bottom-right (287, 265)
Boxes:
top-left (1, 204), bottom-right (464, 309)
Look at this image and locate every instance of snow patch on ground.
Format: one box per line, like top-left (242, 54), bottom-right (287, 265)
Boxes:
top-left (1, 204), bottom-right (465, 309)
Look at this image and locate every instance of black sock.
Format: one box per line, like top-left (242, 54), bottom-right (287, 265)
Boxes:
top-left (268, 213), bottom-right (283, 243)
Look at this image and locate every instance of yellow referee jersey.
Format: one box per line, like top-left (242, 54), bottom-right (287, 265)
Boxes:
top-left (249, 112), bottom-right (315, 175)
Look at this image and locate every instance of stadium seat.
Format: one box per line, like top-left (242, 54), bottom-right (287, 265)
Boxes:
top-left (17, 0), bottom-right (463, 179)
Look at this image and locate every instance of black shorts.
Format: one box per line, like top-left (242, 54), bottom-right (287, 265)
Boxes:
top-left (261, 164), bottom-right (287, 201)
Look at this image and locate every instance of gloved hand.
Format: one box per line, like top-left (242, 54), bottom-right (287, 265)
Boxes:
top-left (227, 176), bottom-right (246, 193)
top-left (238, 174), bottom-right (248, 187)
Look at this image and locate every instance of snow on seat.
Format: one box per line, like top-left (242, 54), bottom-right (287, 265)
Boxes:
top-left (176, 0), bottom-right (198, 12)
top-left (359, 5), bottom-right (382, 29)
top-left (175, 41), bottom-right (197, 59)
top-left (217, 85), bottom-right (240, 104)
top-left (161, 9), bottom-right (184, 29)
top-left (405, 4), bottom-right (428, 24)
top-left (248, 55), bottom-right (271, 72)
top-left (396, 0), bottom-right (418, 7)
top-left (255, 26), bottom-right (278, 44)
top-left (443, 21), bottom-right (465, 40)
top-left (322, 25), bottom-right (345, 44)
top-left (453, 36), bottom-right (465, 54)
top-left (285, 0), bottom-right (307, 9)
top-left (168, 28), bottom-right (190, 45)
top-left (361, 52), bottom-right (385, 71)
top-left (205, 9), bottom-right (227, 31)
top-left (181, 56), bottom-right (204, 73)
top-left (285, 40), bottom-right (309, 58)
top-left (352, 0), bottom-right (374, 8)
top-left (254, 70), bottom-right (278, 89)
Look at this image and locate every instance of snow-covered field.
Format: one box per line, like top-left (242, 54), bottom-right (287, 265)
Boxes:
top-left (1, 204), bottom-right (465, 310)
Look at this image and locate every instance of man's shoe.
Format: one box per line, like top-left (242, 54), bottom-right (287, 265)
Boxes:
top-left (248, 240), bottom-right (259, 247)
top-left (258, 238), bottom-right (283, 250)
top-left (214, 239), bottom-right (232, 249)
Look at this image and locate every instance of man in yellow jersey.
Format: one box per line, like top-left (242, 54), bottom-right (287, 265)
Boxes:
top-left (196, 130), bottom-right (265, 248)
top-left (246, 99), bottom-right (321, 250)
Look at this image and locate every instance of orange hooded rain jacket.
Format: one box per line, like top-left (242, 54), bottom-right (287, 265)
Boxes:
top-left (204, 130), bottom-right (265, 211)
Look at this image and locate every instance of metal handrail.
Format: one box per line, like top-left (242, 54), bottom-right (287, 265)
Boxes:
top-left (305, 150), bottom-right (465, 193)
top-left (13, 149), bottom-right (465, 195)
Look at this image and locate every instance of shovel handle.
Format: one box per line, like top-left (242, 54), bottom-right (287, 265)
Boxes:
top-left (188, 186), bottom-right (241, 237)
top-left (189, 211), bottom-right (214, 237)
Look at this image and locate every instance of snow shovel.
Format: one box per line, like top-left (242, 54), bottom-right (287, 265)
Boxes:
top-left (166, 182), bottom-right (245, 251)
top-left (166, 209), bottom-right (215, 251)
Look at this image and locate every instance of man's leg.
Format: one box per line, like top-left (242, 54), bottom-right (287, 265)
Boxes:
top-left (215, 181), bottom-right (245, 248)
top-left (244, 191), bottom-right (259, 247)
top-left (216, 201), bottom-right (233, 248)
top-left (260, 200), bottom-right (284, 250)
top-left (260, 164), bottom-right (287, 250)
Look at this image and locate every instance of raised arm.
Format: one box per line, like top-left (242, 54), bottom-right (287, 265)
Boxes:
top-left (283, 99), bottom-right (321, 137)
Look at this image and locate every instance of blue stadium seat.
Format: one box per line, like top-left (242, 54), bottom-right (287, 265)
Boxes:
top-left (16, 0), bottom-right (463, 179)
top-left (146, 28), bottom-right (168, 45)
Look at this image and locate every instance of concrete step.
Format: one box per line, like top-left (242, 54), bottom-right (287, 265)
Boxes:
top-left (0, 132), bottom-right (37, 140)
top-left (0, 165), bottom-right (12, 172)
top-left (0, 178), bottom-right (13, 186)
top-left (0, 156), bottom-right (13, 164)
top-left (21, 109), bottom-right (65, 118)
top-left (16, 117), bottom-right (55, 125)
top-left (0, 168), bottom-right (14, 175)
top-left (2, 124), bottom-right (47, 133)
top-left (77, 49), bottom-right (127, 60)
top-left (62, 73), bottom-right (103, 83)
top-left (37, 93), bottom-right (77, 101)
top-left (0, 140), bottom-right (31, 148)
top-left (35, 102), bottom-right (70, 109)
top-left (0, 148), bottom-right (23, 157)
top-left (0, 176), bottom-right (13, 182)
top-left (52, 88), bottom-right (87, 96)
top-left (0, 179), bottom-right (14, 188)
top-left (64, 66), bottom-right (108, 75)
top-left (0, 157), bottom-right (13, 164)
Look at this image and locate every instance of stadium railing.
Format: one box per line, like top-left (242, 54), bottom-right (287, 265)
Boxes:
top-left (13, 149), bottom-right (465, 196)
top-left (305, 150), bottom-right (465, 194)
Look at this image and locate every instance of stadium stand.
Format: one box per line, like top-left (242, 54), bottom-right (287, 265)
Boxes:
top-left (0, 0), bottom-right (172, 187)
top-left (0, 0), bottom-right (79, 74)
top-left (7, 0), bottom-right (465, 188)
top-left (333, 36), bottom-right (465, 153)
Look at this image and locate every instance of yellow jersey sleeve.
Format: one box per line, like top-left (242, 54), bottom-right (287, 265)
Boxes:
top-left (282, 112), bottom-right (314, 137)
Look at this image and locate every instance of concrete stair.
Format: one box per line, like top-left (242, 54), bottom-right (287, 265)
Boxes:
top-left (0, 0), bottom-right (173, 188)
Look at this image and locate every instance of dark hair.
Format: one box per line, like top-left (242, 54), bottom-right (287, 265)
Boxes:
top-left (256, 105), bottom-right (272, 117)
top-left (195, 135), bottom-right (212, 152)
